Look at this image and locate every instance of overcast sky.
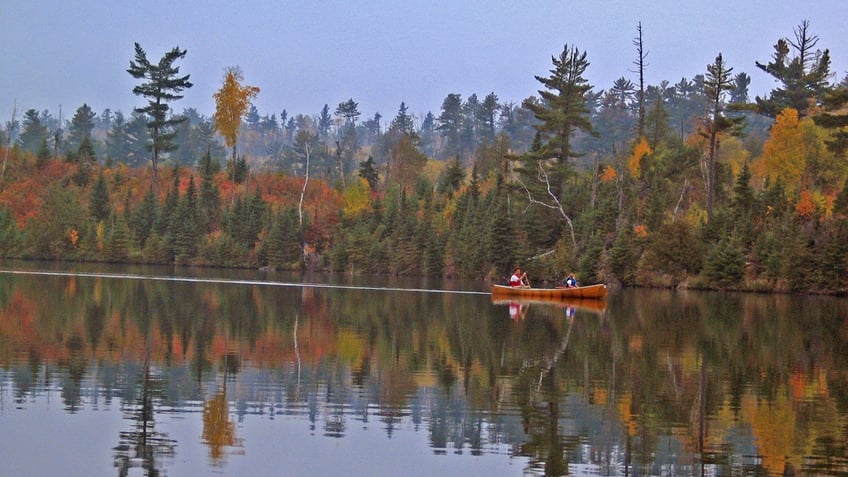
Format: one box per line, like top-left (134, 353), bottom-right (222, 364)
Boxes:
top-left (2, 0), bottom-right (847, 124)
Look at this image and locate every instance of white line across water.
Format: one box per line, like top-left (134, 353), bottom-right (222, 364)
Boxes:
top-left (0, 269), bottom-right (491, 295)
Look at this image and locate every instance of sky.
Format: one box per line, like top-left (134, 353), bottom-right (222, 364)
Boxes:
top-left (2, 0), bottom-right (847, 125)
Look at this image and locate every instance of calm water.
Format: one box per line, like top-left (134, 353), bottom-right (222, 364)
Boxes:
top-left (1, 262), bottom-right (847, 476)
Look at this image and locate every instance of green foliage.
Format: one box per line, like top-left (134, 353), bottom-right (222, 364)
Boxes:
top-left (702, 239), bottom-right (746, 288)
top-left (646, 220), bottom-right (705, 277)
top-left (816, 217), bottom-right (848, 290)
top-left (127, 42), bottom-right (193, 194)
top-left (227, 155), bottom-right (249, 184)
top-left (24, 184), bottom-right (86, 259)
top-left (106, 216), bottom-right (131, 262)
top-left (199, 150), bottom-right (222, 232)
top-left (131, 188), bottom-right (159, 249)
top-left (36, 138), bottom-right (51, 168)
top-left (523, 43), bottom-right (595, 198)
top-left (485, 190), bottom-right (514, 276)
top-left (438, 156), bottom-right (465, 197)
top-left (755, 21), bottom-right (832, 118)
top-left (168, 180), bottom-right (200, 262)
top-left (261, 208), bottom-right (302, 269)
top-left (89, 170), bottom-right (111, 223)
top-left (576, 235), bottom-right (604, 284)
top-left (0, 206), bottom-right (21, 257)
top-left (223, 191), bottom-right (268, 250)
top-left (608, 227), bottom-right (639, 285)
top-left (358, 155), bottom-right (379, 191)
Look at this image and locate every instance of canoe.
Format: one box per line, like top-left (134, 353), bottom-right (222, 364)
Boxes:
top-left (491, 283), bottom-right (608, 300)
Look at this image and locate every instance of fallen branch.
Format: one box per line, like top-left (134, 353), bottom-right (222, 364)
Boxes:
top-left (516, 161), bottom-right (577, 248)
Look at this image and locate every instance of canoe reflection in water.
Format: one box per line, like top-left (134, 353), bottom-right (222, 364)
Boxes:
top-left (492, 296), bottom-right (607, 319)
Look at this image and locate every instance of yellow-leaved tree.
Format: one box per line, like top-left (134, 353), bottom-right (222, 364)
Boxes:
top-left (213, 66), bottom-right (259, 197)
top-left (627, 136), bottom-right (651, 179)
top-left (755, 107), bottom-right (838, 194)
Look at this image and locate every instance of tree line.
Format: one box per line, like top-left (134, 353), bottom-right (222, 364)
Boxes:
top-left (0, 21), bottom-right (847, 293)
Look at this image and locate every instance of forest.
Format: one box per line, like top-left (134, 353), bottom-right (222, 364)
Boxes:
top-left (0, 21), bottom-right (847, 294)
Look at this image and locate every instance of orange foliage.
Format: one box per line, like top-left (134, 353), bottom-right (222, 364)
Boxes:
top-left (67, 228), bottom-right (79, 246)
top-left (627, 137), bottom-right (651, 179)
top-left (633, 224), bottom-right (648, 238)
top-left (795, 190), bottom-right (816, 216)
top-left (600, 165), bottom-right (617, 183)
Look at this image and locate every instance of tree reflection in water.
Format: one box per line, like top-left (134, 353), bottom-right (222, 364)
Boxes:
top-left (113, 350), bottom-right (175, 477)
top-left (3, 269), bottom-right (848, 476)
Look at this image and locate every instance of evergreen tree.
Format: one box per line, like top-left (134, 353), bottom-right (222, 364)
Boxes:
top-left (438, 156), bottom-right (465, 197)
top-left (418, 111), bottom-right (437, 157)
top-left (391, 102), bottom-right (415, 137)
top-left (17, 109), bottom-right (49, 153)
top-left (168, 183), bottom-right (199, 262)
top-left (198, 150), bottom-right (222, 232)
top-left (67, 103), bottom-right (96, 155)
top-left (105, 111), bottom-right (132, 163)
top-left (358, 155), bottom-right (379, 191)
top-left (477, 92), bottom-right (500, 143)
top-left (89, 170), bottom-right (111, 223)
top-left (159, 169), bottom-right (180, 236)
top-left (317, 104), bottom-right (332, 140)
top-left (132, 188), bottom-right (159, 249)
top-left (524, 44), bottom-right (595, 198)
top-left (816, 217), bottom-right (848, 289)
top-left (730, 163), bottom-right (757, 246)
top-left (813, 82), bottom-right (848, 158)
top-left (36, 138), bottom-right (51, 168)
top-left (702, 53), bottom-right (745, 222)
top-left (703, 239), bottom-right (746, 288)
top-left (755, 20), bottom-right (831, 118)
top-left (263, 208), bottom-right (302, 269)
top-left (608, 227), bottom-right (638, 285)
top-left (127, 42), bottom-right (193, 196)
top-left (437, 93), bottom-right (463, 159)
top-left (0, 206), bottom-right (21, 257)
top-left (106, 215), bottom-right (130, 262)
top-left (485, 181), bottom-right (514, 276)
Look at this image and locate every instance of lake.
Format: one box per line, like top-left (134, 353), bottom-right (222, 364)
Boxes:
top-left (1, 261), bottom-right (847, 476)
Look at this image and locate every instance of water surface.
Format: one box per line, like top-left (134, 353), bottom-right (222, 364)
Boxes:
top-left (1, 262), bottom-right (846, 476)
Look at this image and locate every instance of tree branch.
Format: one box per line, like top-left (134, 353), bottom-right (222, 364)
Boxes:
top-left (516, 161), bottom-right (578, 248)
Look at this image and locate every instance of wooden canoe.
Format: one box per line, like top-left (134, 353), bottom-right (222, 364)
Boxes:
top-left (491, 283), bottom-right (608, 300)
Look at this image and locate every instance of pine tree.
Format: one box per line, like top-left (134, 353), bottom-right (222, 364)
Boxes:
top-left (755, 21), bottom-right (832, 118)
top-left (127, 42), bottom-right (193, 197)
top-left (703, 53), bottom-right (745, 223)
top-left (524, 44), bottom-right (596, 198)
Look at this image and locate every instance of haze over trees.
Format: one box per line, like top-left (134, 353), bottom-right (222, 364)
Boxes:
top-left (1, 23), bottom-right (847, 293)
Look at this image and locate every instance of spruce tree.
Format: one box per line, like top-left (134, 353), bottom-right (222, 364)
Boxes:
top-left (132, 188), bottom-right (159, 248)
top-left (198, 150), bottom-right (221, 232)
top-left (89, 170), bottom-right (111, 223)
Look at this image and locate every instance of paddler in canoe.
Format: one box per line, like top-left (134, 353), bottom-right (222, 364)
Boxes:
top-left (509, 267), bottom-right (529, 287)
